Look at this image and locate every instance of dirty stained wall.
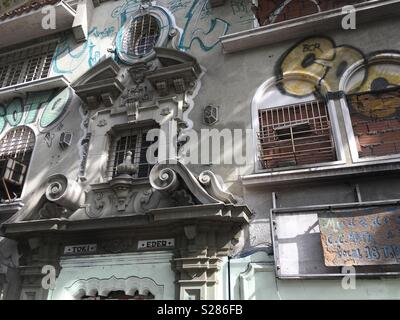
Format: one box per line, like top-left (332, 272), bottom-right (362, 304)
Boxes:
top-left (2, 0), bottom-right (400, 299)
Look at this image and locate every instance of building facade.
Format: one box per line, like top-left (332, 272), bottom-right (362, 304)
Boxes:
top-left (0, 0), bottom-right (400, 300)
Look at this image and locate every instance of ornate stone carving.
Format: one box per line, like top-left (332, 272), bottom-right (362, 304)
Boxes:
top-left (198, 170), bottom-right (237, 204)
top-left (45, 174), bottom-right (85, 211)
top-left (66, 276), bottom-right (164, 299)
top-left (72, 57), bottom-right (125, 110)
top-left (109, 152), bottom-right (137, 211)
top-left (122, 63), bottom-right (153, 122)
top-left (149, 160), bottom-right (237, 205)
top-left (79, 133), bottom-right (91, 178)
top-left (203, 105), bottom-right (219, 125)
top-left (38, 202), bottom-right (69, 219)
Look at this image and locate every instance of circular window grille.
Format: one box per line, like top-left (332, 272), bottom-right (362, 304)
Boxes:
top-left (123, 14), bottom-right (160, 58)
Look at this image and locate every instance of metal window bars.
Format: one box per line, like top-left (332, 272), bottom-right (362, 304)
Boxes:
top-left (0, 126), bottom-right (35, 201)
top-left (0, 41), bottom-right (57, 89)
top-left (123, 13), bottom-right (160, 57)
top-left (257, 100), bottom-right (336, 169)
top-left (106, 127), bottom-right (155, 180)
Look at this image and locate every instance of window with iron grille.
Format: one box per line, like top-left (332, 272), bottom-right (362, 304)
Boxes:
top-left (0, 126), bottom-right (35, 201)
top-left (0, 41), bottom-right (57, 89)
top-left (107, 126), bottom-right (157, 179)
top-left (257, 100), bottom-right (336, 169)
top-left (122, 14), bottom-right (160, 57)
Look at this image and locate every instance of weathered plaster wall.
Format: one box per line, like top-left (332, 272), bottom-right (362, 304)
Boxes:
top-left (2, 0), bottom-right (400, 299)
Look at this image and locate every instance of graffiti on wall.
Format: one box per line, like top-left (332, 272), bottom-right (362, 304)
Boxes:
top-left (276, 37), bottom-right (365, 96)
top-left (252, 0), bottom-right (366, 26)
top-left (52, 27), bottom-right (116, 75)
top-left (276, 36), bottom-right (400, 99)
top-left (0, 88), bottom-right (72, 136)
top-left (111, 0), bottom-right (141, 27)
top-left (177, 0), bottom-right (230, 51)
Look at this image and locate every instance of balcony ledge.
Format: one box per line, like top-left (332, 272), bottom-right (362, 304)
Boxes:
top-left (241, 159), bottom-right (400, 187)
top-left (220, 0), bottom-right (400, 54)
top-left (0, 75), bottom-right (70, 101)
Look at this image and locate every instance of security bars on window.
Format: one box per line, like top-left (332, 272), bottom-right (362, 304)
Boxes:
top-left (0, 41), bottom-right (57, 89)
top-left (0, 126), bottom-right (35, 201)
top-left (124, 14), bottom-right (160, 57)
top-left (107, 127), bottom-right (154, 180)
top-left (257, 100), bottom-right (336, 169)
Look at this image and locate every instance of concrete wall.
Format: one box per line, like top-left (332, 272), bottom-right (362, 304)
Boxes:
top-left (1, 0), bottom-right (400, 299)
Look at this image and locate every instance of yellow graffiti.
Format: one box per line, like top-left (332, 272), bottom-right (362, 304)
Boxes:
top-left (352, 64), bottom-right (400, 93)
top-left (278, 37), bottom-right (364, 96)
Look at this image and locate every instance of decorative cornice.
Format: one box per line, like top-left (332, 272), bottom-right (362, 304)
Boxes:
top-left (72, 57), bottom-right (125, 109)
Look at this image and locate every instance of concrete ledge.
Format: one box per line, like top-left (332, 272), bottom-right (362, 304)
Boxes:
top-left (242, 160), bottom-right (400, 187)
top-left (0, 1), bottom-right (76, 49)
top-left (220, 0), bottom-right (400, 54)
top-left (0, 75), bottom-right (70, 101)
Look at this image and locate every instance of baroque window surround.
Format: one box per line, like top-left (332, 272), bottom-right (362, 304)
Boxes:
top-left (115, 5), bottom-right (174, 65)
top-left (105, 120), bottom-right (158, 181)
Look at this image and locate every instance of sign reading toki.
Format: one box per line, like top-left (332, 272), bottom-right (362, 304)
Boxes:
top-left (64, 244), bottom-right (97, 255)
top-left (319, 206), bottom-right (400, 266)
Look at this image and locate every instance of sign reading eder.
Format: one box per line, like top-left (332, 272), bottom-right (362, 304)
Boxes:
top-left (319, 206), bottom-right (400, 266)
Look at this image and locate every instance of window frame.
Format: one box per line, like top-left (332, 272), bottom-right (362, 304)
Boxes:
top-left (0, 39), bottom-right (58, 90)
top-left (251, 77), bottom-right (346, 174)
top-left (339, 53), bottom-right (400, 164)
top-left (106, 121), bottom-right (158, 181)
top-left (0, 125), bottom-right (36, 202)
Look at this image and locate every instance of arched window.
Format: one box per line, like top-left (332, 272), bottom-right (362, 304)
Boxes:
top-left (340, 53), bottom-right (400, 162)
top-left (0, 126), bottom-right (35, 202)
top-left (252, 78), bottom-right (343, 171)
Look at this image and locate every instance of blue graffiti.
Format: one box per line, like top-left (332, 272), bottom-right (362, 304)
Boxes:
top-left (178, 0), bottom-right (230, 52)
top-left (167, 0), bottom-right (191, 14)
top-left (111, 0), bottom-right (140, 28)
top-left (52, 27), bottom-right (115, 75)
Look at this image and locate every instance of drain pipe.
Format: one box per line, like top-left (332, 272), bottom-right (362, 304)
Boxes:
top-left (228, 256), bottom-right (232, 300)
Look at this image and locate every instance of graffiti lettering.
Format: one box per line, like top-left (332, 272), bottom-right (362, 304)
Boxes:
top-left (178, 0), bottom-right (230, 52)
top-left (0, 89), bottom-right (70, 135)
top-left (52, 27), bottom-right (116, 75)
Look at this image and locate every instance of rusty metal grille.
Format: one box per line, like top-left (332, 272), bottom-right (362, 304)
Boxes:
top-left (257, 100), bottom-right (336, 169)
top-left (0, 41), bottom-right (57, 89)
top-left (123, 14), bottom-right (160, 57)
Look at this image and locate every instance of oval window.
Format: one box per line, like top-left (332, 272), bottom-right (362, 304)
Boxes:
top-left (123, 14), bottom-right (160, 58)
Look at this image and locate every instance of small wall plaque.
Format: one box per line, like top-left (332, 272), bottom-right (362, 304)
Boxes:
top-left (138, 239), bottom-right (175, 249)
top-left (64, 244), bottom-right (97, 255)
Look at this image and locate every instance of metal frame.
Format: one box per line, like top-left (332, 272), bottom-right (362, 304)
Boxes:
top-left (251, 77), bottom-right (346, 175)
top-left (270, 195), bottom-right (400, 279)
top-left (339, 52), bottom-right (400, 164)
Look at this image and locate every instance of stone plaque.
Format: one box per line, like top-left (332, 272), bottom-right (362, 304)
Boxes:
top-left (138, 239), bottom-right (175, 249)
top-left (64, 244), bottom-right (97, 255)
top-left (319, 206), bottom-right (400, 266)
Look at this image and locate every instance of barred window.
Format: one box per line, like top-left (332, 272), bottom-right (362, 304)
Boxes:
top-left (0, 126), bottom-right (35, 201)
top-left (122, 14), bottom-right (160, 57)
top-left (107, 125), bottom-right (157, 179)
top-left (0, 41), bottom-right (57, 89)
top-left (257, 100), bottom-right (336, 169)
